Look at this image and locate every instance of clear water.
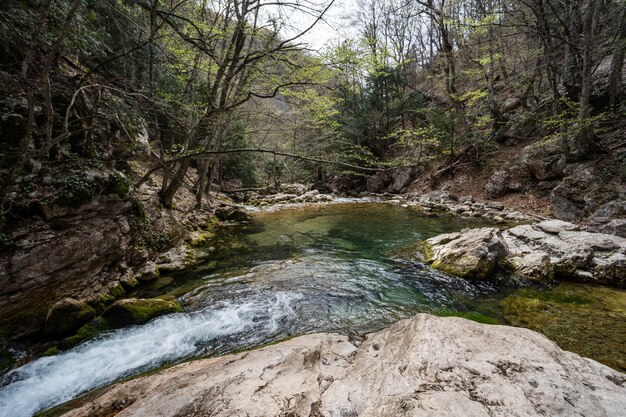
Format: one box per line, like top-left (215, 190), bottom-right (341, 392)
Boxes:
top-left (0, 202), bottom-right (533, 416)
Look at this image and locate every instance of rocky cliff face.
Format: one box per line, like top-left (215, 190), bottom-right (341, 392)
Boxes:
top-left (58, 314), bottom-right (626, 417)
top-left (0, 195), bottom-right (135, 340)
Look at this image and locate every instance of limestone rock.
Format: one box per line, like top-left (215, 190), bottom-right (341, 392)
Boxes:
top-left (484, 170), bottom-right (510, 198)
top-left (423, 227), bottom-right (509, 279)
top-left (59, 314), bottom-right (626, 417)
top-left (501, 223), bottom-right (626, 284)
top-left (0, 195), bottom-right (133, 339)
top-left (535, 219), bottom-right (579, 234)
top-left (214, 204), bottom-right (251, 222)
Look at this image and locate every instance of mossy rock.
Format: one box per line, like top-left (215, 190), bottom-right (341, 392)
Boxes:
top-left (44, 298), bottom-right (96, 338)
top-left (102, 298), bottom-right (183, 327)
top-left (92, 283), bottom-right (127, 312)
top-left (107, 170), bottom-right (131, 195)
top-left (60, 298), bottom-right (183, 349)
top-left (189, 230), bottom-right (216, 247)
top-left (60, 317), bottom-right (112, 349)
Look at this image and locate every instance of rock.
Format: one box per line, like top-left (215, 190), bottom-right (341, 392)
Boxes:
top-left (102, 298), bottom-right (183, 326)
top-left (485, 201), bottom-right (504, 210)
top-left (594, 253), bottom-right (626, 287)
top-left (0, 195), bottom-right (133, 339)
top-left (499, 223), bottom-right (626, 284)
top-left (550, 166), bottom-right (600, 221)
top-left (388, 167), bottom-right (413, 193)
top-left (506, 253), bottom-right (553, 281)
top-left (588, 200), bottom-right (626, 236)
top-left (484, 166), bottom-right (527, 199)
top-left (526, 154), bottom-right (567, 181)
top-left (422, 227), bottom-right (509, 279)
top-left (535, 219), bottom-right (579, 234)
top-left (420, 190), bottom-right (456, 203)
top-left (59, 314), bottom-right (626, 417)
top-left (279, 183), bottom-right (308, 195)
top-left (600, 219), bottom-right (626, 238)
top-left (44, 298), bottom-right (96, 338)
top-left (459, 195), bottom-right (475, 204)
top-left (365, 172), bottom-right (391, 193)
top-left (484, 170), bottom-right (510, 198)
top-left (537, 180), bottom-right (560, 190)
top-left (214, 204), bottom-right (251, 222)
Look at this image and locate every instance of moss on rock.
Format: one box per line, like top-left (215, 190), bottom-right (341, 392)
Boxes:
top-left (44, 298), bottom-right (96, 338)
top-left (102, 298), bottom-right (183, 326)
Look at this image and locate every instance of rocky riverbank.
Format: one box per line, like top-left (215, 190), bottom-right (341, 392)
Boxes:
top-left (420, 220), bottom-right (626, 287)
top-left (52, 314), bottom-right (626, 417)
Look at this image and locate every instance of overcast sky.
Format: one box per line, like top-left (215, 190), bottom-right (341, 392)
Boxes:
top-left (277, 0), bottom-right (359, 52)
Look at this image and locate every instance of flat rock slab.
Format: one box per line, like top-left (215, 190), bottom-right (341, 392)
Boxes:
top-left (59, 314), bottom-right (626, 417)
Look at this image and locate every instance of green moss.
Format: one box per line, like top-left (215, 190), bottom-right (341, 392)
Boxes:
top-left (60, 317), bottom-right (112, 349)
top-left (102, 298), bottom-right (183, 327)
top-left (501, 283), bottom-right (626, 372)
top-left (435, 309), bottom-right (501, 325)
top-left (44, 301), bottom-right (96, 337)
top-left (93, 284), bottom-right (126, 311)
top-left (107, 171), bottom-right (130, 195)
top-left (42, 347), bottom-right (60, 356)
top-left (189, 231), bottom-right (216, 247)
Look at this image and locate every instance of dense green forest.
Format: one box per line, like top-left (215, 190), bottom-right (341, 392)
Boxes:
top-left (1, 0), bottom-right (625, 221)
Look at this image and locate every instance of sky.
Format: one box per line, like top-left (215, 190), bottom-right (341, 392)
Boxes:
top-left (276, 0), bottom-right (360, 52)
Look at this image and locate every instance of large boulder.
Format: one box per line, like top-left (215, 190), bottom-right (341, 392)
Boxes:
top-left (521, 143), bottom-right (567, 181)
top-left (587, 200), bottom-right (626, 237)
top-left (483, 166), bottom-right (526, 199)
top-left (365, 171), bottom-right (391, 193)
top-left (501, 221), bottom-right (626, 285)
top-left (279, 183), bottom-right (308, 195)
top-left (59, 314), bottom-right (626, 417)
top-left (0, 195), bottom-right (133, 340)
top-left (422, 227), bottom-right (509, 279)
top-left (550, 166), bottom-right (601, 221)
top-left (387, 167), bottom-right (413, 193)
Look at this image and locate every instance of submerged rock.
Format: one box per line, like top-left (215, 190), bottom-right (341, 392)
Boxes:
top-left (58, 314), bottom-right (626, 417)
top-left (422, 227), bottom-right (508, 279)
top-left (501, 283), bottom-right (626, 372)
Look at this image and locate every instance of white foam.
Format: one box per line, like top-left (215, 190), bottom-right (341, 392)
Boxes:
top-left (0, 292), bottom-right (299, 417)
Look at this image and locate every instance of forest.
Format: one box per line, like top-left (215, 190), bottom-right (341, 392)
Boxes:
top-left (1, 0), bottom-right (624, 214)
top-left (1, 1), bottom-right (626, 417)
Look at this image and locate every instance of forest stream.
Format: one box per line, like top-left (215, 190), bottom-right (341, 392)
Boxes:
top-left (1, 202), bottom-right (625, 417)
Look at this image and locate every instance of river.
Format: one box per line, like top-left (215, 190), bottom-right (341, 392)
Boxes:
top-left (1, 201), bottom-right (624, 417)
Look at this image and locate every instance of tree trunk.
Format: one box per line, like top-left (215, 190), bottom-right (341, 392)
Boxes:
top-left (608, 5), bottom-right (626, 110)
top-left (159, 160), bottom-right (190, 208)
top-left (570, 0), bottom-right (601, 160)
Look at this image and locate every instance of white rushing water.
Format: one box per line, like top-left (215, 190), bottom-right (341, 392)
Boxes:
top-left (0, 292), bottom-right (299, 417)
